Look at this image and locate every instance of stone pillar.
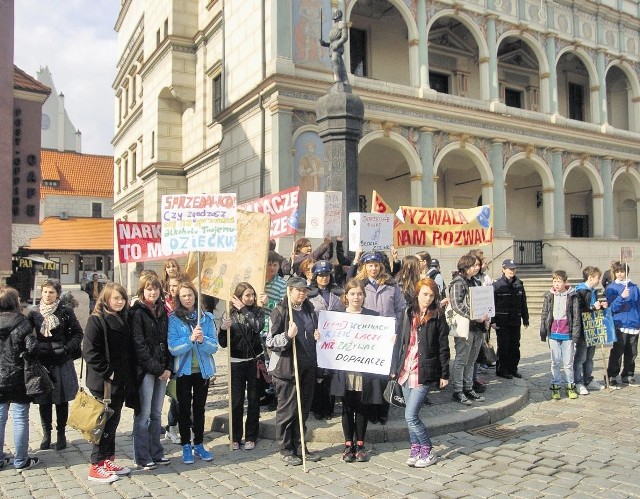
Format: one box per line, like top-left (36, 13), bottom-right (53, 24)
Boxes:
top-left (316, 86), bottom-right (364, 241)
top-left (417, 0), bottom-right (429, 91)
top-left (490, 140), bottom-right (507, 235)
top-left (545, 36), bottom-right (558, 115)
top-left (487, 16), bottom-right (499, 105)
top-left (601, 157), bottom-right (616, 238)
top-left (270, 103), bottom-right (294, 192)
top-left (596, 50), bottom-right (607, 125)
top-left (419, 128), bottom-right (435, 206)
top-left (551, 149), bottom-right (567, 237)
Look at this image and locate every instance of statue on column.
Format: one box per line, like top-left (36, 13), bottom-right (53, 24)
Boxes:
top-left (320, 9), bottom-right (351, 91)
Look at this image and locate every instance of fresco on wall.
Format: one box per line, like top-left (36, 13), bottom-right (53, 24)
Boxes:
top-left (293, 0), bottom-right (332, 69)
top-left (293, 131), bottom-right (326, 224)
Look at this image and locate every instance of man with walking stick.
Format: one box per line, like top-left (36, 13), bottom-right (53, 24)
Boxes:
top-left (266, 277), bottom-right (321, 467)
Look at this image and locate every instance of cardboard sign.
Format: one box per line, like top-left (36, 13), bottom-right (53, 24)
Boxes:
top-left (620, 246), bottom-right (635, 264)
top-left (305, 191), bottom-right (342, 238)
top-left (316, 310), bottom-right (396, 375)
top-left (470, 286), bottom-right (495, 320)
top-left (582, 309), bottom-right (617, 347)
top-left (184, 210), bottom-right (270, 302)
top-left (161, 194), bottom-right (237, 253)
top-left (349, 213), bottom-right (394, 251)
top-left (116, 221), bottom-right (185, 263)
top-left (237, 186), bottom-right (300, 239)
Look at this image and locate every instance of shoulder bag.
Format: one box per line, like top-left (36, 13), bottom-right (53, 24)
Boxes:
top-left (23, 354), bottom-right (54, 403)
top-left (67, 315), bottom-right (114, 445)
top-left (445, 303), bottom-right (470, 340)
top-left (383, 379), bottom-right (406, 408)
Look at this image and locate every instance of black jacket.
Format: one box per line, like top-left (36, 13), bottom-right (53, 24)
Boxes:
top-left (83, 312), bottom-right (138, 409)
top-left (492, 275), bottom-right (529, 327)
top-left (130, 301), bottom-right (172, 383)
top-left (0, 312), bottom-right (38, 403)
top-left (391, 306), bottom-right (450, 385)
top-left (28, 304), bottom-right (83, 367)
top-left (219, 304), bottom-right (266, 360)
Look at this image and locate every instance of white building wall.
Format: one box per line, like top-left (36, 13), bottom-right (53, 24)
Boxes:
top-left (41, 195), bottom-right (113, 219)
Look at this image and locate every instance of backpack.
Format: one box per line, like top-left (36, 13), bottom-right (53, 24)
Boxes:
top-left (427, 268), bottom-right (446, 298)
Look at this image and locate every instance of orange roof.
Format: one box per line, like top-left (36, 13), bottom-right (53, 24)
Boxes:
top-left (41, 150), bottom-right (114, 198)
top-left (26, 217), bottom-right (113, 251)
top-left (14, 65), bottom-right (50, 94)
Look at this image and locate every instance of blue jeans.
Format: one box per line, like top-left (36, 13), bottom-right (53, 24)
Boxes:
top-left (0, 403), bottom-right (30, 469)
top-left (400, 384), bottom-right (432, 447)
top-left (133, 374), bottom-right (167, 464)
top-left (574, 339), bottom-right (595, 385)
top-left (549, 339), bottom-right (575, 385)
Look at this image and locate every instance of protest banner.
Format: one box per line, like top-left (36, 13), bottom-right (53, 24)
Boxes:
top-left (316, 310), bottom-right (396, 375)
top-left (620, 246), bottom-right (635, 264)
top-left (349, 212), bottom-right (394, 251)
top-left (582, 309), bottom-right (617, 347)
top-left (305, 191), bottom-right (342, 238)
top-left (161, 193), bottom-right (237, 253)
top-left (183, 210), bottom-right (270, 302)
top-left (116, 221), bottom-right (186, 263)
top-left (470, 286), bottom-right (495, 320)
top-left (237, 186), bottom-right (300, 239)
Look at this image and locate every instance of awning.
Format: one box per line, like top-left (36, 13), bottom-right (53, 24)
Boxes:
top-left (22, 255), bottom-right (57, 265)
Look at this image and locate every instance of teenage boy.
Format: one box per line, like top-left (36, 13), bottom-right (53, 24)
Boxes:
top-left (574, 266), bottom-right (607, 395)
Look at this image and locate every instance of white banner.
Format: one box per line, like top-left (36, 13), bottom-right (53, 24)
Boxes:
top-left (316, 310), bottom-right (396, 375)
top-left (348, 212), bottom-right (394, 251)
top-left (305, 191), bottom-right (342, 238)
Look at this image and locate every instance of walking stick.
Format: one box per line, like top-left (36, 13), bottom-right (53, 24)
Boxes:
top-left (226, 290), bottom-right (233, 451)
top-left (287, 287), bottom-right (308, 472)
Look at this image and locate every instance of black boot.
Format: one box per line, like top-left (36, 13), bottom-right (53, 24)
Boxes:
top-left (55, 428), bottom-right (67, 450)
top-left (40, 428), bottom-right (51, 450)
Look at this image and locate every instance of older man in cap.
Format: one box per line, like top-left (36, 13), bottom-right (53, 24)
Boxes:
top-left (492, 259), bottom-right (529, 379)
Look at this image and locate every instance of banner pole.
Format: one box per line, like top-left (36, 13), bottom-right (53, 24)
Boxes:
top-left (118, 263), bottom-right (123, 286)
top-left (226, 291), bottom-right (233, 451)
top-left (287, 287), bottom-right (307, 472)
top-left (602, 344), bottom-right (610, 390)
top-left (197, 251), bottom-right (202, 325)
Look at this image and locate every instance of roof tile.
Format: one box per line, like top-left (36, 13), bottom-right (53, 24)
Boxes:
top-left (14, 65), bottom-right (51, 94)
top-left (41, 149), bottom-right (114, 198)
top-left (26, 217), bottom-right (113, 251)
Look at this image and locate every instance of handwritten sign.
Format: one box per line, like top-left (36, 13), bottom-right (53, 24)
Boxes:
top-left (620, 246), bottom-right (635, 264)
top-left (161, 194), bottom-right (237, 253)
top-left (349, 213), bottom-right (394, 251)
top-left (582, 309), bottom-right (617, 347)
top-left (316, 310), bottom-right (396, 375)
top-left (305, 191), bottom-right (342, 238)
top-left (237, 186), bottom-right (300, 239)
top-left (470, 286), bottom-right (495, 320)
top-left (116, 221), bottom-right (185, 262)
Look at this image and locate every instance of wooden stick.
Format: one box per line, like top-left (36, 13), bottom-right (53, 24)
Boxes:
top-left (226, 293), bottom-right (233, 451)
top-left (197, 251), bottom-right (202, 325)
top-left (287, 287), bottom-right (307, 472)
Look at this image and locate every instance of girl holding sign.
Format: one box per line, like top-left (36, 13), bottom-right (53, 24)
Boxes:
top-left (329, 279), bottom-right (383, 463)
top-left (391, 278), bottom-right (450, 468)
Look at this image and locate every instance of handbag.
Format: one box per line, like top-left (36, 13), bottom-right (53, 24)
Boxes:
top-left (481, 337), bottom-right (497, 365)
top-left (256, 358), bottom-right (271, 383)
top-left (445, 303), bottom-right (470, 339)
top-left (67, 315), bottom-right (114, 445)
top-left (383, 379), bottom-right (406, 408)
top-left (23, 355), bottom-right (54, 403)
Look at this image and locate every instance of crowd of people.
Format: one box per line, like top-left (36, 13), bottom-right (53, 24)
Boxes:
top-left (0, 243), bottom-right (634, 482)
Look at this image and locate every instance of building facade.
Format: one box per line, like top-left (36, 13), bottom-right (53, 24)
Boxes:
top-left (113, 0), bottom-right (640, 284)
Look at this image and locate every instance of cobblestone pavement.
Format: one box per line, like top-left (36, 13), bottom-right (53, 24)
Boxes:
top-left (2, 286), bottom-right (638, 498)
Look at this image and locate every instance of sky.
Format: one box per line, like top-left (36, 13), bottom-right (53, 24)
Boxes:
top-left (14, 0), bottom-right (120, 156)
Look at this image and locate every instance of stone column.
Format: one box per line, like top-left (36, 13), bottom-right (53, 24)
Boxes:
top-left (316, 86), bottom-right (364, 241)
top-left (417, 0), bottom-right (429, 91)
top-left (270, 102), bottom-right (293, 192)
top-left (487, 16), bottom-right (499, 105)
top-left (596, 50), bottom-right (607, 125)
top-left (551, 149), bottom-right (567, 237)
top-left (490, 139), bottom-right (507, 235)
top-left (601, 157), bottom-right (616, 238)
top-left (419, 128), bottom-right (435, 206)
top-left (545, 36), bottom-right (558, 115)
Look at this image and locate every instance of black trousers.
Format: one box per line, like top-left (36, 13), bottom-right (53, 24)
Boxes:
top-left (607, 330), bottom-right (638, 378)
top-left (39, 402), bottom-right (69, 432)
top-left (311, 375), bottom-right (334, 418)
top-left (341, 390), bottom-right (368, 444)
top-left (496, 326), bottom-right (521, 375)
top-left (273, 365), bottom-right (315, 456)
top-left (176, 373), bottom-right (210, 446)
top-left (90, 393), bottom-right (124, 464)
top-left (230, 360), bottom-right (260, 443)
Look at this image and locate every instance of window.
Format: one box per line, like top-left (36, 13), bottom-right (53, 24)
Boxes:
top-left (212, 74), bottom-right (222, 118)
top-left (505, 88), bottom-right (523, 108)
top-left (92, 203), bottom-right (102, 218)
top-left (131, 151), bottom-right (137, 178)
top-left (151, 131), bottom-right (155, 159)
top-left (568, 82), bottom-right (584, 121)
top-left (350, 28), bottom-right (367, 77)
top-left (570, 214), bottom-right (589, 238)
top-left (156, 29), bottom-right (161, 47)
top-left (164, 18), bottom-right (168, 37)
top-left (429, 72), bottom-right (449, 94)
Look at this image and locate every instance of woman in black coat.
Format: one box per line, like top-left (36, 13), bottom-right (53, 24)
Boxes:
top-left (82, 283), bottom-right (137, 483)
top-left (391, 278), bottom-right (450, 469)
top-left (219, 282), bottom-right (266, 450)
top-left (28, 278), bottom-right (83, 451)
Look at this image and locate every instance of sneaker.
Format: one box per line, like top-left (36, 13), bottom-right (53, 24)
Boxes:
top-left (628, 376), bottom-right (638, 386)
top-left (0, 457), bottom-right (10, 469)
top-left (406, 444), bottom-right (421, 466)
top-left (88, 463), bottom-right (119, 483)
top-left (576, 383), bottom-right (589, 395)
top-left (103, 459), bottom-right (131, 475)
top-left (342, 445), bottom-right (355, 463)
top-left (244, 441), bottom-right (256, 451)
top-left (414, 446), bottom-right (437, 468)
top-left (182, 444), bottom-right (194, 465)
top-left (472, 383), bottom-right (487, 393)
top-left (511, 372), bottom-right (523, 379)
top-left (166, 425), bottom-right (180, 444)
top-left (551, 385), bottom-right (561, 400)
top-left (153, 457), bottom-right (170, 466)
top-left (587, 379), bottom-right (605, 391)
top-left (355, 446), bottom-right (368, 463)
top-left (281, 454), bottom-right (302, 466)
top-left (134, 461), bottom-right (156, 471)
top-left (232, 442), bottom-right (240, 451)
top-left (621, 375), bottom-right (629, 384)
top-left (452, 391), bottom-right (472, 405)
top-left (193, 443), bottom-right (213, 461)
top-left (565, 384), bottom-right (578, 399)
top-left (16, 457), bottom-right (40, 472)
top-left (463, 389), bottom-right (485, 402)
top-left (608, 378), bottom-right (621, 390)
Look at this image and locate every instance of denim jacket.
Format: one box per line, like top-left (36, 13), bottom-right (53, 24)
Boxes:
top-left (168, 310), bottom-right (218, 379)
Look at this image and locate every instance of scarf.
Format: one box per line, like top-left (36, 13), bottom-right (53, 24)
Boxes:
top-left (39, 300), bottom-right (60, 337)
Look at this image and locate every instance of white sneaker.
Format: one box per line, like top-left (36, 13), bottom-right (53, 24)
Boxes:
top-left (414, 448), bottom-right (438, 468)
top-left (587, 379), bottom-right (605, 391)
top-left (576, 383), bottom-right (589, 395)
top-left (628, 376), bottom-right (638, 386)
top-left (166, 425), bottom-right (180, 444)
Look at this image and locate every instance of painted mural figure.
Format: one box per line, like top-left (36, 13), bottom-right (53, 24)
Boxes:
top-left (320, 9), bottom-right (349, 87)
top-left (299, 142), bottom-right (324, 202)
